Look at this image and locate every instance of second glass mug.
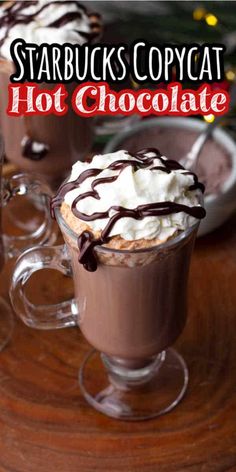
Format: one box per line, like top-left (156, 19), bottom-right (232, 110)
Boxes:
top-left (0, 136), bottom-right (57, 350)
top-left (10, 205), bottom-right (200, 421)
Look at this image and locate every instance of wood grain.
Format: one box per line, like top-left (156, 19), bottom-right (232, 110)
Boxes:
top-left (0, 195), bottom-right (236, 471)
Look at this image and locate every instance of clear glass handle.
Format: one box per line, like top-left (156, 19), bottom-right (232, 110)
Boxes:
top-left (10, 244), bottom-right (79, 330)
top-left (2, 173), bottom-right (57, 257)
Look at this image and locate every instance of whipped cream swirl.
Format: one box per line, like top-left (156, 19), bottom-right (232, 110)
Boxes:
top-left (0, 1), bottom-right (101, 60)
top-left (58, 149), bottom-right (205, 242)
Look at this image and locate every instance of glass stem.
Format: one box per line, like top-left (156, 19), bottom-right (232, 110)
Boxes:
top-left (101, 351), bottom-right (166, 389)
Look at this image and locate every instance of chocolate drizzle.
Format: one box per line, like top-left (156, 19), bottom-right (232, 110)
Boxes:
top-left (51, 148), bottom-right (206, 272)
top-left (0, 1), bottom-right (101, 50)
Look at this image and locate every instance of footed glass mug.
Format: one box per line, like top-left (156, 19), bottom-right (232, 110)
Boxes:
top-left (0, 136), bottom-right (56, 350)
top-left (0, 9), bottom-right (102, 189)
top-left (10, 204), bottom-right (200, 421)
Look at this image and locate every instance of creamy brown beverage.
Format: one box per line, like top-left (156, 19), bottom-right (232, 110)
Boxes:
top-left (64, 230), bottom-right (197, 362)
top-left (0, 1), bottom-right (102, 187)
top-left (51, 148), bottom-right (206, 363)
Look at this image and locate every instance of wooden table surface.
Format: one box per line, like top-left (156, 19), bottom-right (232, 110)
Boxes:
top-left (0, 189), bottom-right (236, 471)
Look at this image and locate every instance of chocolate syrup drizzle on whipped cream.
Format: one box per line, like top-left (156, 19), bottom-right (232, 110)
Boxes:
top-left (51, 148), bottom-right (206, 272)
top-left (0, 1), bottom-right (101, 49)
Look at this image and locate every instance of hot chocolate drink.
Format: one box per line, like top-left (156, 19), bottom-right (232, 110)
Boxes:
top-left (51, 148), bottom-right (205, 361)
top-left (11, 147), bottom-right (206, 419)
top-left (65, 229), bottom-right (198, 362)
top-left (0, 1), bottom-right (102, 186)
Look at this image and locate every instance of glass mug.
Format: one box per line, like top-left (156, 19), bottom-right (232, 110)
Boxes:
top-left (0, 7), bottom-right (103, 189)
top-left (10, 201), bottom-right (200, 421)
top-left (0, 136), bottom-right (56, 350)
top-left (0, 61), bottom-right (94, 189)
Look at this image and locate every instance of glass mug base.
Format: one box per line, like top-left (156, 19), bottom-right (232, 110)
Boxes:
top-left (79, 348), bottom-right (189, 421)
top-left (0, 297), bottom-right (14, 352)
